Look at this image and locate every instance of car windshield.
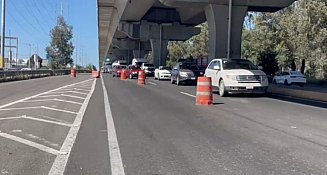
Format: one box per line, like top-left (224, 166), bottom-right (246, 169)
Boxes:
top-left (222, 59), bottom-right (257, 70)
top-left (180, 63), bottom-right (201, 70)
top-left (144, 64), bottom-right (155, 67)
top-left (161, 67), bottom-right (171, 70)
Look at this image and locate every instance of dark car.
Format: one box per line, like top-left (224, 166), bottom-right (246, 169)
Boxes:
top-left (126, 65), bottom-right (141, 79)
top-left (112, 65), bottom-right (126, 77)
top-left (170, 62), bottom-right (204, 85)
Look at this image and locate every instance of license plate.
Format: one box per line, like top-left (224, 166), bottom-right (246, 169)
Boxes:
top-left (246, 85), bottom-right (254, 89)
top-left (191, 77), bottom-right (196, 80)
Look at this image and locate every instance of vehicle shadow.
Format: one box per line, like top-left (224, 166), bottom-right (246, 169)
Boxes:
top-left (268, 94), bottom-right (327, 109)
top-left (212, 91), bottom-right (266, 98)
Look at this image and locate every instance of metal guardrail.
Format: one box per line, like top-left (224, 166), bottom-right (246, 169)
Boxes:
top-left (0, 69), bottom-right (92, 82)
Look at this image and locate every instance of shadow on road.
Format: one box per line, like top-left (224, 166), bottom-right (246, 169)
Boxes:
top-left (268, 94), bottom-right (327, 109)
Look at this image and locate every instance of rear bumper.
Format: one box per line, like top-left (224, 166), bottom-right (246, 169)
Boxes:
top-left (226, 86), bottom-right (268, 94)
top-left (159, 74), bottom-right (171, 79)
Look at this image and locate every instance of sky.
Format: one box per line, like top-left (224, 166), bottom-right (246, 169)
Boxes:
top-left (5, 0), bottom-right (99, 67)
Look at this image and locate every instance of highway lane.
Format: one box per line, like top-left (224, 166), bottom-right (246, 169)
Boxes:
top-left (102, 74), bottom-right (327, 175)
top-left (0, 75), bottom-right (92, 106)
top-left (0, 75), bottom-right (95, 175)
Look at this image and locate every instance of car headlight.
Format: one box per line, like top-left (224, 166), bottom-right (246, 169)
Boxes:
top-left (179, 72), bottom-right (188, 77)
top-left (226, 75), bottom-right (237, 81)
top-left (261, 75), bottom-right (267, 81)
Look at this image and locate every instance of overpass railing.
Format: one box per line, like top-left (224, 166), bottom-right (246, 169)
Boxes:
top-left (0, 69), bottom-right (92, 83)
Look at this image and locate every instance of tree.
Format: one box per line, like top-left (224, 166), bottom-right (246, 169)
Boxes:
top-left (86, 64), bottom-right (97, 71)
top-left (46, 16), bottom-right (74, 69)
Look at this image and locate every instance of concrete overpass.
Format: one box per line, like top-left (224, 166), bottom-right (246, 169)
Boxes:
top-left (97, 0), bottom-right (296, 67)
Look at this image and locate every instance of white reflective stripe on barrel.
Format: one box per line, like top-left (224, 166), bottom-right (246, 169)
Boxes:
top-left (196, 91), bottom-right (212, 96)
top-left (197, 82), bottom-right (211, 86)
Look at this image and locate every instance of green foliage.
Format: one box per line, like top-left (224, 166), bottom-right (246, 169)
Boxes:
top-left (86, 64), bottom-right (97, 71)
top-left (243, 0), bottom-right (327, 78)
top-left (46, 16), bottom-right (74, 69)
top-left (167, 23), bottom-right (208, 67)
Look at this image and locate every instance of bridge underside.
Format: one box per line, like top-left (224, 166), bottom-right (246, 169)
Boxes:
top-left (98, 0), bottom-right (296, 67)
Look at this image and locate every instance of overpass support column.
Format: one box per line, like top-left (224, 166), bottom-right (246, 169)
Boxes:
top-left (150, 39), bottom-right (169, 67)
top-left (205, 4), bottom-right (247, 60)
top-left (133, 50), bottom-right (146, 58)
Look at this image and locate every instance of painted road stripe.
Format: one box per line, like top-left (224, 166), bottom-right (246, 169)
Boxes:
top-left (48, 78), bottom-right (96, 175)
top-left (47, 91), bottom-right (88, 95)
top-left (0, 131), bottom-right (60, 155)
top-left (0, 106), bottom-right (41, 111)
top-left (180, 92), bottom-right (196, 98)
top-left (23, 99), bottom-right (83, 105)
top-left (101, 75), bottom-right (125, 175)
top-left (0, 79), bottom-right (93, 110)
top-left (23, 116), bottom-right (72, 127)
top-left (61, 94), bottom-right (86, 100)
top-left (148, 82), bottom-right (157, 86)
top-left (0, 116), bottom-right (22, 120)
top-left (41, 106), bottom-right (78, 115)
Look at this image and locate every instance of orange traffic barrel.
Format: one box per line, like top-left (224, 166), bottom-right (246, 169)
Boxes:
top-left (71, 68), bottom-right (76, 78)
top-left (121, 69), bottom-right (127, 80)
top-left (138, 70), bottom-right (146, 85)
top-left (92, 71), bottom-right (100, 78)
top-left (196, 77), bottom-right (213, 105)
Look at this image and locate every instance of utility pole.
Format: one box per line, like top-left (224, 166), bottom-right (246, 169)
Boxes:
top-left (227, 0), bottom-right (232, 60)
top-left (0, 0), bottom-right (6, 68)
top-left (8, 30), bottom-right (11, 68)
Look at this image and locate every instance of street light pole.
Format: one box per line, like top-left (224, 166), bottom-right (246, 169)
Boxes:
top-left (0, 0), bottom-right (6, 68)
top-left (227, 0), bottom-right (232, 60)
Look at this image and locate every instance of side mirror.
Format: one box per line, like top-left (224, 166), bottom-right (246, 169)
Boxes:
top-left (258, 66), bottom-right (263, 70)
top-left (213, 65), bottom-right (220, 70)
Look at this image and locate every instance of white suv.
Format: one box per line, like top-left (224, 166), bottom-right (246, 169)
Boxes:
top-left (205, 59), bottom-right (268, 97)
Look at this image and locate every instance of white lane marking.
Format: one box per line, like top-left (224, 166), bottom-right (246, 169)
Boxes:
top-left (47, 91), bottom-right (88, 95)
top-left (0, 116), bottom-right (22, 120)
top-left (0, 106), bottom-right (41, 111)
top-left (37, 95), bottom-right (62, 98)
top-left (265, 97), bottom-right (327, 111)
top-left (101, 75), bottom-right (125, 175)
top-left (0, 131), bottom-right (60, 155)
top-left (49, 78), bottom-right (96, 175)
top-left (0, 79), bottom-right (92, 109)
top-left (53, 99), bottom-right (83, 105)
top-left (61, 94), bottom-right (86, 100)
top-left (148, 82), bottom-right (157, 86)
top-left (41, 106), bottom-right (78, 115)
top-left (271, 94), bottom-right (327, 104)
top-left (22, 116), bottom-right (72, 127)
top-left (60, 88), bottom-right (90, 92)
top-left (23, 99), bottom-right (83, 105)
top-left (180, 92), bottom-right (196, 98)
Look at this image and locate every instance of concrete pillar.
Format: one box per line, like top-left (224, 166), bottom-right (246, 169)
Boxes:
top-left (126, 50), bottom-right (134, 64)
top-left (150, 39), bottom-right (169, 67)
top-left (205, 4), bottom-right (248, 60)
top-left (133, 50), bottom-right (146, 58)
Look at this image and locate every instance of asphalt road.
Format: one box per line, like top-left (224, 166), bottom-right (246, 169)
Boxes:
top-left (97, 74), bottom-right (327, 175)
top-left (1, 74), bottom-right (327, 174)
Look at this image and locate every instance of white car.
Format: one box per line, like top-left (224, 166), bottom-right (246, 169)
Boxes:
top-left (141, 63), bottom-right (155, 76)
top-left (272, 71), bottom-right (306, 87)
top-left (205, 58), bottom-right (268, 97)
top-left (154, 66), bottom-right (171, 80)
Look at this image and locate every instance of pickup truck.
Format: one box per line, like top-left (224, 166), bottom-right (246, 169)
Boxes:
top-left (204, 58), bottom-right (268, 97)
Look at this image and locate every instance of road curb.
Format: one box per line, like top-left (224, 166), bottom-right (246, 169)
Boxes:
top-left (268, 86), bottom-right (327, 102)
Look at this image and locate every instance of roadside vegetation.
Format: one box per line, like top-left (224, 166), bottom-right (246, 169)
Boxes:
top-left (167, 0), bottom-right (327, 82)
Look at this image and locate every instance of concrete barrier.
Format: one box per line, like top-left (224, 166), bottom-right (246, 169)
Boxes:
top-left (268, 85), bottom-right (327, 102)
